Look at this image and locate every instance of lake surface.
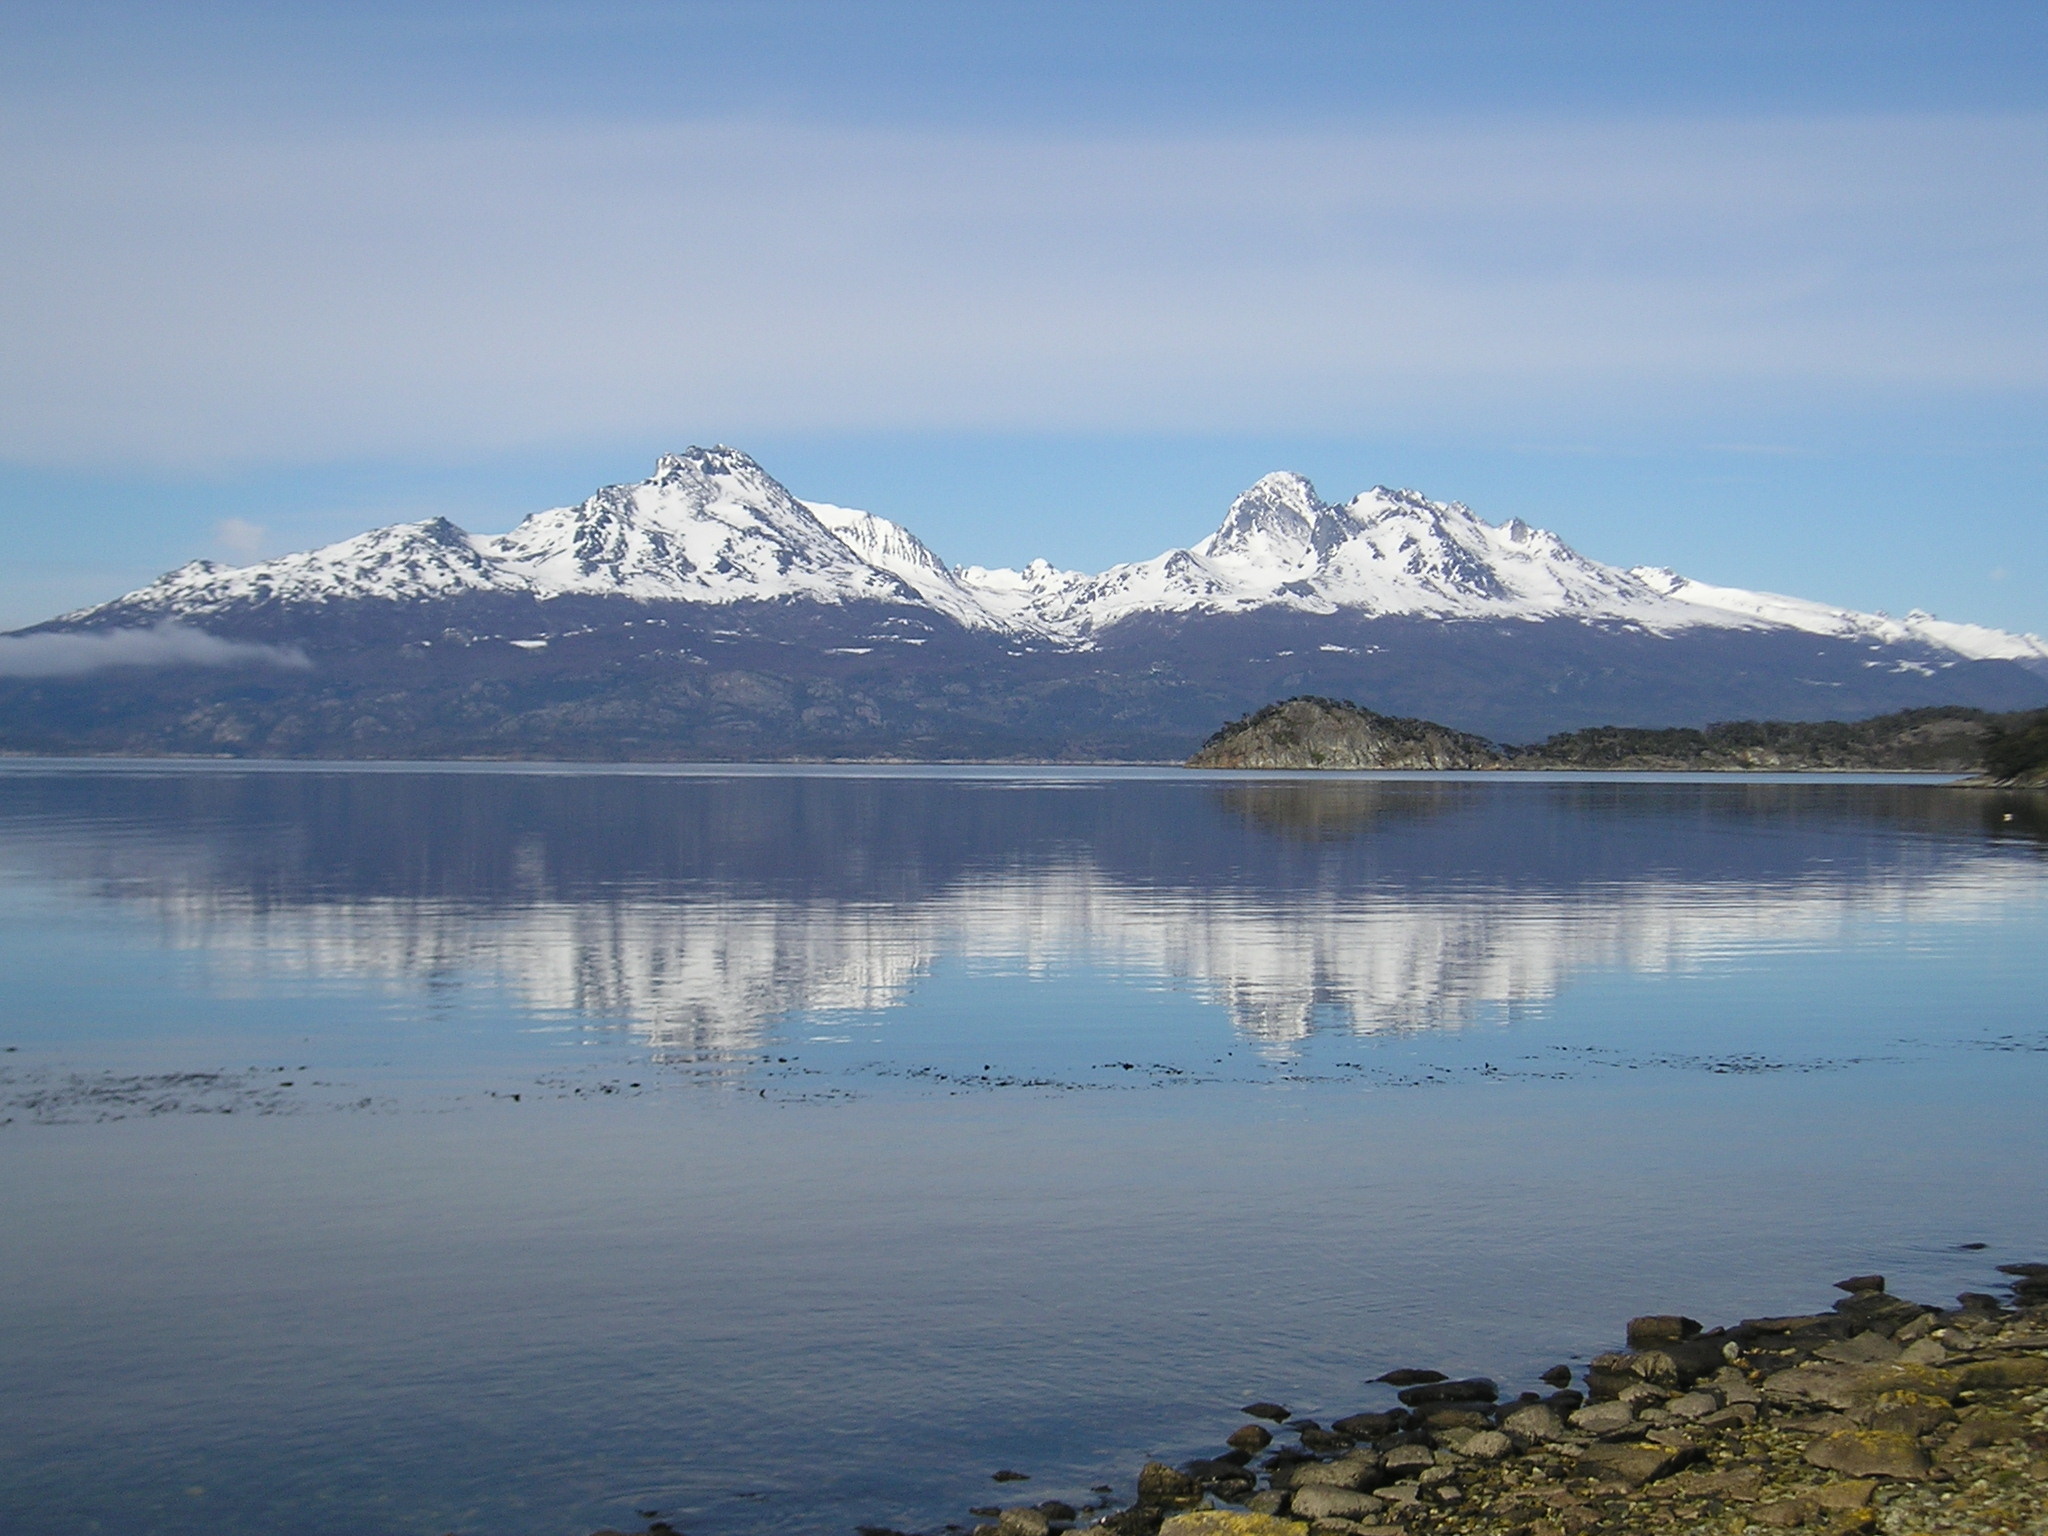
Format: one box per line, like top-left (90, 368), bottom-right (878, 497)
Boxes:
top-left (2, 763), bottom-right (2045, 1536)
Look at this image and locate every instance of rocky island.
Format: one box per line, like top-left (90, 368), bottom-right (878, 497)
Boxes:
top-left (1188, 698), bottom-right (2048, 782)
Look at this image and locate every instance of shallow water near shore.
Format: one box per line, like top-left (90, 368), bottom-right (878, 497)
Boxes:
top-left (1, 763), bottom-right (2045, 1536)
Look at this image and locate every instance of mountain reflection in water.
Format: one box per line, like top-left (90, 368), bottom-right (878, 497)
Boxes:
top-left (0, 766), bottom-right (2037, 1055)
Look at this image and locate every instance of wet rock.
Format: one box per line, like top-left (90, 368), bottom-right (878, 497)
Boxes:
top-left (1227, 1424), bottom-right (1273, 1452)
top-left (1138, 1462), bottom-right (1201, 1506)
top-left (1575, 1441), bottom-right (1697, 1485)
top-left (1287, 1487), bottom-right (1384, 1523)
top-left (1157, 1513), bottom-right (1308, 1536)
top-left (1832, 1290), bottom-right (1928, 1336)
top-left (1297, 1429), bottom-right (1355, 1453)
top-left (994, 1469), bottom-right (1031, 1482)
top-left (997, 1507), bottom-right (1051, 1536)
top-left (1835, 1275), bottom-right (1886, 1294)
top-left (1187, 1458), bottom-right (1257, 1487)
top-left (1802, 1428), bottom-right (1933, 1480)
top-left (1241, 1403), bottom-right (1291, 1422)
top-left (1625, 1315), bottom-right (1702, 1346)
top-left (1244, 1491), bottom-right (1289, 1516)
top-left (1375, 1369), bottom-right (1445, 1387)
top-left (1329, 1412), bottom-right (1400, 1438)
top-left (1395, 1377), bottom-right (1495, 1407)
top-left (1039, 1501), bottom-right (1078, 1522)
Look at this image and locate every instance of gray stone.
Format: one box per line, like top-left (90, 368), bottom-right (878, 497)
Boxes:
top-left (1244, 1491), bottom-right (1290, 1516)
top-left (1458, 1431), bottom-right (1513, 1462)
top-left (1378, 1445), bottom-right (1435, 1475)
top-left (1802, 1429), bottom-right (1932, 1480)
top-left (1664, 1390), bottom-right (1723, 1420)
top-left (1290, 1456), bottom-right (1379, 1492)
top-left (1957, 1356), bottom-right (2048, 1389)
top-left (1866, 1396), bottom-right (1955, 1437)
top-left (1816, 1332), bottom-right (1901, 1366)
top-left (1576, 1441), bottom-right (1696, 1485)
top-left (1568, 1402), bottom-right (1635, 1435)
top-left (1708, 1365), bottom-right (1762, 1404)
top-left (1288, 1487), bottom-right (1385, 1522)
top-left (997, 1509), bottom-right (1051, 1536)
top-left (1896, 1337), bottom-right (1950, 1366)
top-left (1699, 1403), bottom-right (1759, 1429)
top-left (1499, 1403), bottom-right (1566, 1443)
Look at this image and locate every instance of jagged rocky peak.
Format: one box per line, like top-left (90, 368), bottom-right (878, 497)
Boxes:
top-left (1203, 471), bottom-right (1324, 561)
top-left (647, 443), bottom-right (781, 486)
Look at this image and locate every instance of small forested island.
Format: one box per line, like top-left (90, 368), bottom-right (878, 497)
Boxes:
top-left (1187, 698), bottom-right (2048, 782)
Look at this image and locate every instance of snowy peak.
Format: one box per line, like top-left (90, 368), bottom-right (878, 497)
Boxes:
top-left (1199, 472), bottom-right (1322, 566)
top-left (483, 446), bottom-right (907, 603)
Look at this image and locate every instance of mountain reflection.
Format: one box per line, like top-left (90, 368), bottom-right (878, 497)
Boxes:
top-left (0, 768), bottom-right (2038, 1054)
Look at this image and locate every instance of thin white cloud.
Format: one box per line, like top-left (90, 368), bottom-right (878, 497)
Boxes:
top-left (0, 112), bottom-right (2042, 465)
top-left (213, 518), bottom-right (268, 556)
top-left (0, 623), bottom-right (311, 677)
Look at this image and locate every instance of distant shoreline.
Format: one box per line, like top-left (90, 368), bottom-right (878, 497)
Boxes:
top-left (0, 751), bottom-right (1990, 780)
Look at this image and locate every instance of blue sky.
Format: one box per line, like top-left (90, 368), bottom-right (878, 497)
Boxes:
top-left (1, 1), bottom-right (2044, 633)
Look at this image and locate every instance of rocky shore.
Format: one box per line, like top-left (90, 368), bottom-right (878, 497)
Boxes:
top-left (885, 1265), bottom-right (2048, 1536)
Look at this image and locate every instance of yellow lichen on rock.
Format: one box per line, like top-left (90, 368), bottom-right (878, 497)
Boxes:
top-left (1157, 1513), bottom-right (1309, 1536)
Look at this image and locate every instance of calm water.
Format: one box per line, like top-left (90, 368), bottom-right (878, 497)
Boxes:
top-left (2, 764), bottom-right (2045, 1536)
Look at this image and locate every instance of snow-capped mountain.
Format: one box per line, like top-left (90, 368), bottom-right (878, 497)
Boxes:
top-left (14, 444), bottom-right (2047, 760)
top-left (59, 446), bottom-right (2048, 672)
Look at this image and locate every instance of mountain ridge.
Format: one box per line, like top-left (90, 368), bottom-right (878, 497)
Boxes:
top-left (40, 446), bottom-right (2048, 671)
top-left (6, 446), bottom-right (2047, 760)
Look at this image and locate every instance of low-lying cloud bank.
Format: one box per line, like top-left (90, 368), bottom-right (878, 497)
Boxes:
top-left (0, 623), bottom-right (311, 678)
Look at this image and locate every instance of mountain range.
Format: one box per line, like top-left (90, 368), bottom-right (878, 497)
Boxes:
top-left (5, 445), bottom-right (2045, 759)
